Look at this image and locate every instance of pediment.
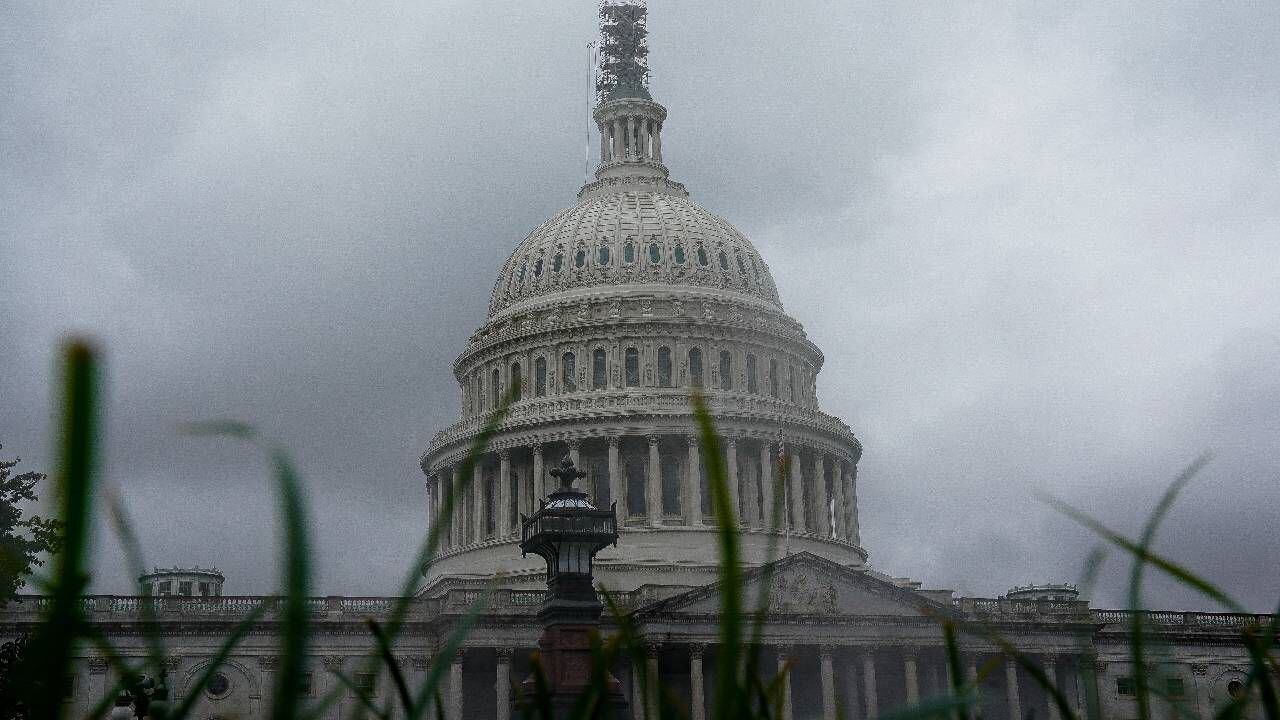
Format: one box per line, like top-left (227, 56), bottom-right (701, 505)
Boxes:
top-left (633, 552), bottom-right (952, 619)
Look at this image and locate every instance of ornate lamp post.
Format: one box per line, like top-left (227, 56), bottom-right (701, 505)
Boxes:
top-left (518, 456), bottom-right (627, 717)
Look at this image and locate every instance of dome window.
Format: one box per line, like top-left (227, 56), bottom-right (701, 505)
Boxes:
top-left (673, 243), bottom-right (686, 265)
top-left (696, 246), bottom-right (709, 266)
top-left (517, 263), bottom-right (526, 283)
top-left (768, 358), bottom-right (779, 398)
top-left (648, 242), bottom-right (661, 264)
top-left (491, 368), bottom-right (500, 407)
top-left (719, 351), bottom-right (733, 391)
top-left (553, 253), bottom-right (564, 273)
top-left (736, 253), bottom-right (748, 277)
top-left (624, 347), bottom-right (640, 387)
top-left (718, 250), bottom-right (729, 271)
top-left (534, 258), bottom-right (544, 277)
top-left (561, 352), bottom-right (577, 392)
top-left (598, 245), bottom-right (611, 265)
top-left (657, 347), bottom-right (672, 387)
top-left (534, 357), bottom-right (547, 397)
top-left (624, 241), bottom-right (636, 264)
top-left (750, 256), bottom-right (762, 284)
top-left (592, 348), bottom-right (607, 390)
top-left (510, 362), bottom-right (522, 401)
top-left (688, 348), bottom-right (704, 388)
top-left (746, 354), bottom-right (758, 394)
top-left (575, 248), bottom-right (586, 269)
top-left (476, 375), bottom-right (485, 411)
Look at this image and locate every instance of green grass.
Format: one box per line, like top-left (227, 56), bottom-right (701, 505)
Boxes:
top-left (10, 342), bottom-right (1278, 720)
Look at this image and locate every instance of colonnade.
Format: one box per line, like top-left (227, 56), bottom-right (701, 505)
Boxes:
top-left (425, 432), bottom-right (861, 554)
top-left (599, 113), bottom-right (662, 164)
top-left (432, 643), bottom-right (1089, 720)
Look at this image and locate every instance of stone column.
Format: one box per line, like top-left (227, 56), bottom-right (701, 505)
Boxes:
top-left (777, 646), bottom-right (795, 720)
top-left (613, 119), bottom-right (623, 160)
top-left (685, 435), bottom-right (702, 526)
top-left (647, 435), bottom-right (662, 526)
top-left (1191, 663), bottom-right (1210, 720)
top-left (626, 116), bottom-right (636, 158)
top-left (1005, 659), bottom-right (1022, 720)
top-left (630, 662), bottom-right (645, 720)
top-left (1045, 654), bottom-right (1061, 720)
top-left (726, 438), bottom-right (741, 522)
top-left (843, 659), bottom-right (860, 720)
top-left (759, 442), bottom-right (775, 529)
top-left (813, 452), bottom-right (830, 536)
top-left (448, 649), bottom-right (465, 720)
top-left (862, 651), bottom-right (879, 720)
top-left (568, 438), bottom-right (581, 468)
top-left (653, 121), bottom-right (662, 161)
top-left (495, 648), bottom-right (512, 720)
top-left (834, 462), bottom-right (847, 540)
top-left (967, 654), bottom-right (981, 716)
top-left (600, 124), bottom-right (609, 163)
top-left (532, 443), bottom-right (545, 503)
top-left (904, 650), bottom-right (920, 706)
top-left (257, 655), bottom-right (278, 711)
top-left (788, 444), bottom-right (806, 530)
top-left (848, 464), bottom-right (861, 545)
top-left (820, 646), bottom-right (837, 720)
top-left (689, 644), bottom-right (706, 720)
top-left (498, 450), bottom-right (512, 537)
top-left (88, 658), bottom-right (108, 709)
top-left (472, 461), bottom-right (485, 543)
top-left (608, 437), bottom-right (625, 518)
top-left (452, 466), bottom-right (465, 548)
top-left (645, 642), bottom-right (661, 717)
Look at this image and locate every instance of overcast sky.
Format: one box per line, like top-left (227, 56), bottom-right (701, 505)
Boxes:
top-left (3, 1), bottom-right (1278, 611)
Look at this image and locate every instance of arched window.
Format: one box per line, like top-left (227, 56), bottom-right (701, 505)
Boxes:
top-left (624, 241), bottom-right (636, 264)
top-left (718, 250), bottom-right (729, 271)
top-left (491, 368), bottom-right (500, 407)
top-left (592, 349), bottom-right (607, 390)
top-left (746, 354), bottom-right (758, 394)
top-left (535, 357), bottom-right (547, 397)
top-left (648, 242), bottom-right (661, 264)
top-left (625, 347), bottom-right (640, 387)
top-left (575, 248), bottom-right (586, 269)
top-left (788, 365), bottom-right (796, 401)
top-left (689, 348), bottom-right (704, 388)
top-left (673, 243), bottom-right (686, 264)
top-left (464, 382), bottom-right (472, 414)
top-left (768, 358), bottom-right (779, 398)
top-left (719, 351), bottom-right (733, 391)
top-left (476, 375), bottom-right (485, 411)
top-left (510, 361), bottom-right (522, 401)
top-left (696, 245), bottom-right (709, 266)
top-left (517, 263), bottom-right (526, 283)
top-left (552, 252), bottom-right (564, 273)
top-left (657, 347), bottom-right (672, 388)
top-left (598, 245), bottom-right (611, 265)
top-left (562, 352), bottom-right (577, 392)
top-left (736, 253), bottom-right (747, 276)
top-left (533, 258), bottom-right (543, 277)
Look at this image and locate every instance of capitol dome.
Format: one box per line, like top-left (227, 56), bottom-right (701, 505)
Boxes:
top-left (419, 32), bottom-right (864, 596)
top-left (488, 189), bottom-right (782, 319)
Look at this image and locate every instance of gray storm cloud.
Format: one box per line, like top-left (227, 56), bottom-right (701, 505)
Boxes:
top-left (2, 1), bottom-right (1277, 610)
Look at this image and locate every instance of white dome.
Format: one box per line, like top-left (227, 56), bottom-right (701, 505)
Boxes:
top-left (488, 190), bottom-right (782, 318)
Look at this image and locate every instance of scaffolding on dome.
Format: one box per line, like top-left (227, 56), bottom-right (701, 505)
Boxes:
top-left (596, 0), bottom-right (651, 103)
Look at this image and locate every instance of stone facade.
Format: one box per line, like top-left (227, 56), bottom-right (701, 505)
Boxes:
top-left (3, 5), bottom-right (1274, 720)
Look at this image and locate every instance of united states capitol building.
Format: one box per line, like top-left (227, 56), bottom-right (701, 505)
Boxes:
top-left (3, 3), bottom-right (1273, 719)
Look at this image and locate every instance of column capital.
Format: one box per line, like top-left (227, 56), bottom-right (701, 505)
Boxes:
top-left (1190, 662), bottom-right (1208, 677)
top-left (644, 641), bottom-right (661, 659)
top-left (776, 643), bottom-right (794, 659)
top-left (647, 434), bottom-right (660, 446)
top-left (726, 437), bottom-right (738, 449)
top-left (453, 648), bottom-right (469, 663)
top-left (819, 645), bottom-right (836, 660)
top-left (568, 438), bottom-right (582, 450)
top-left (498, 449), bottom-right (511, 461)
top-left (532, 441), bottom-right (543, 452)
top-left (256, 655), bottom-right (279, 670)
top-left (322, 655), bottom-right (345, 671)
top-left (607, 436), bottom-right (621, 448)
top-left (410, 655), bottom-right (432, 672)
top-left (496, 647), bottom-right (515, 662)
top-left (688, 643), bottom-right (706, 660)
top-left (87, 657), bottom-right (108, 675)
top-left (687, 434), bottom-right (699, 447)
top-left (900, 646), bottom-right (920, 660)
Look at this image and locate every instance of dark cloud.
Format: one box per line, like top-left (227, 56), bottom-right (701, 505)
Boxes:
top-left (2, 1), bottom-right (1277, 610)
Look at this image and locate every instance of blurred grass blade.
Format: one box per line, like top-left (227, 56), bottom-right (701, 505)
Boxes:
top-left (27, 340), bottom-right (100, 720)
top-left (168, 602), bottom-right (269, 719)
top-left (406, 586), bottom-right (495, 720)
top-left (103, 488), bottom-right (167, 678)
top-left (187, 424), bottom-right (313, 720)
top-left (330, 669), bottom-right (386, 719)
top-left (692, 392), bottom-right (744, 719)
top-left (943, 621), bottom-right (970, 720)
top-left (366, 619), bottom-right (414, 714)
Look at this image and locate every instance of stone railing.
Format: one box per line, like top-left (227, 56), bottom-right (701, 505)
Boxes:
top-left (952, 599), bottom-right (1276, 630)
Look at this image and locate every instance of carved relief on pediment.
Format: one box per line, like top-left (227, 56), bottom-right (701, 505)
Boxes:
top-left (769, 571), bottom-right (839, 615)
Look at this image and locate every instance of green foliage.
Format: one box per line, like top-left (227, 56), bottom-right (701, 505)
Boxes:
top-left (8, 342), bottom-right (1278, 720)
top-left (0, 446), bottom-right (63, 605)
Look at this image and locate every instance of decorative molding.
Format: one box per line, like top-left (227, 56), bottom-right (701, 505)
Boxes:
top-left (322, 655), bottom-right (344, 671)
top-left (88, 657), bottom-right (108, 675)
top-left (1190, 663), bottom-right (1208, 677)
top-left (496, 648), bottom-right (515, 662)
top-left (257, 656), bottom-right (279, 671)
